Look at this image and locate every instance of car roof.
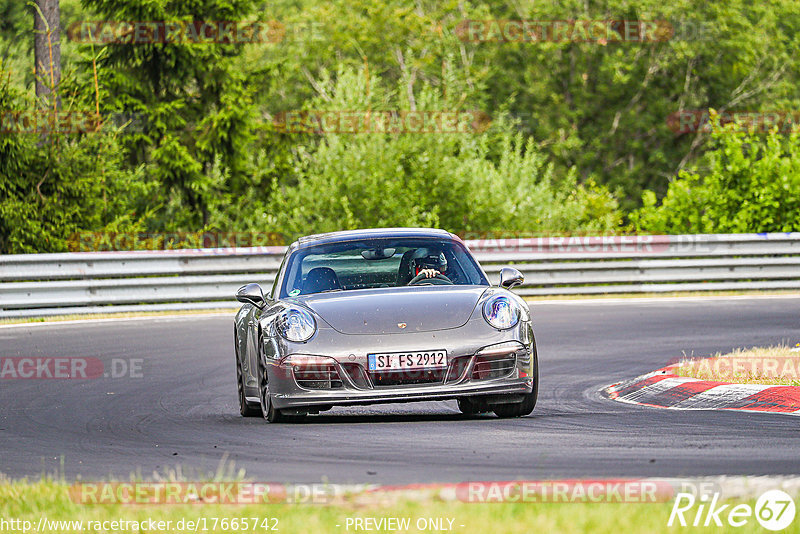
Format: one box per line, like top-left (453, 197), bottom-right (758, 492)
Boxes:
top-left (290, 228), bottom-right (459, 250)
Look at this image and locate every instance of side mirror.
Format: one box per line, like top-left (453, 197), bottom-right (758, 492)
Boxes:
top-left (499, 267), bottom-right (524, 290)
top-left (236, 283), bottom-right (266, 309)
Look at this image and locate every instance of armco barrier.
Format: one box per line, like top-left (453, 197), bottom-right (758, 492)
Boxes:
top-left (1, 233), bottom-right (799, 317)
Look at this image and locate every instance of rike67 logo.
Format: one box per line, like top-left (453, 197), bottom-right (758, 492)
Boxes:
top-left (669, 489), bottom-right (796, 530)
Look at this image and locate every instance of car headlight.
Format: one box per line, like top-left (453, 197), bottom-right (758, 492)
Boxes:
top-left (277, 307), bottom-right (317, 342)
top-left (482, 295), bottom-right (520, 330)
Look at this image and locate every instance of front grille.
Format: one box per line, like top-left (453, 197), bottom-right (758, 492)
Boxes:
top-left (293, 364), bottom-right (344, 389)
top-left (368, 369), bottom-right (446, 387)
top-left (472, 353), bottom-right (517, 380)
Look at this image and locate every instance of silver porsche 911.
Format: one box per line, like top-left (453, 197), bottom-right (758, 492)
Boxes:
top-left (233, 228), bottom-right (538, 422)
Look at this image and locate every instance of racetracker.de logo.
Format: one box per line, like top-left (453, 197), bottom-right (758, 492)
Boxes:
top-left (271, 110), bottom-right (491, 135)
top-left (463, 235), bottom-right (670, 254)
top-left (0, 357), bottom-right (142, 379)
top-left (66, 230), bottom-right (291, 252)
top-left (678, 357), bottom-right (800, 380)
top-left (456, 480), bottom-right (674, 503)
top-left (66, 21), bottom-right (286, 44)
top-left (455, 19), bottom-right (673, 43)
top-left (0, 111), bottom-right (144, 135)
top-left (667, 110), bottom-right (800, 135)
top-left (70, 482), bottom-right (352, 505)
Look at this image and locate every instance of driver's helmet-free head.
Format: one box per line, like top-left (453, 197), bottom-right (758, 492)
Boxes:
top-left (412, 248), bottom-right (447, 276)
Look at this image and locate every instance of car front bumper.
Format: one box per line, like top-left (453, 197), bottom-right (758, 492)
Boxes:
top-left (270, 376), bottom-right (534, 410)
top-left (251, 313), bottom-right (538, 412)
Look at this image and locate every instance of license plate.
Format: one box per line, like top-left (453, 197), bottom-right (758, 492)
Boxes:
top-left (367, 350), bottom-right (447, 371)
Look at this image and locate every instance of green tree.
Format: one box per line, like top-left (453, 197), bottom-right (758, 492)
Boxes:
top-left (253, 0), bottom-right (800, 212)
top-left (464, 0), bottom-right (800, 209)
top-left (82, 0), bottom-right (275, 229)
top-left (0, 68), bottom-right (153, 253)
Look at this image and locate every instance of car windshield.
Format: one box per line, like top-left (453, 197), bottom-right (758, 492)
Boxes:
top-left (280, 237), bottom-right (488, 297)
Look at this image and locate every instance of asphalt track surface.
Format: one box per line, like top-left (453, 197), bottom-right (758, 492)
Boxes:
top-left (1, 296), bottom-right (798, 484)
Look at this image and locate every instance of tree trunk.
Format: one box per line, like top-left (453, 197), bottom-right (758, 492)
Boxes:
top-left (33, 0), bottom-right (61, 108)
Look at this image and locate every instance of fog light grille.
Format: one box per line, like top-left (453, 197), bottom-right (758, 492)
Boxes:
top-left (472, 354), bottom-right (517, 380)
top-left (293, 364), bottom-right (343, 389)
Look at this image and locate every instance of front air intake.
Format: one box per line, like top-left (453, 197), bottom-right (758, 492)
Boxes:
top-left (293, 364), bottom-right (344, 389)
top-left (471, 353), bottom-right (517, 380)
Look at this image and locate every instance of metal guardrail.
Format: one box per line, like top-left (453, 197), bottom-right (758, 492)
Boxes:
top-left (1, 233), bottom-right (799, 317)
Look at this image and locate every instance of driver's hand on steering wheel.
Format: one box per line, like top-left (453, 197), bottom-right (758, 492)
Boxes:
top-left (419, 268), bottom-right (439, 279)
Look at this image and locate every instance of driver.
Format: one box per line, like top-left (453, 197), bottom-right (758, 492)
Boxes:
top-left (411, 250), bottom-right (448, 280)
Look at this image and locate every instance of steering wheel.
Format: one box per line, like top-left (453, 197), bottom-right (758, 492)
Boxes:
top-left (407, 272), bottom-right (453, 285)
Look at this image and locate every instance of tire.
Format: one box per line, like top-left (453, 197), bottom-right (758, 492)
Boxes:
top-left (236, 351), bottom-right (262, 417)
top-left (492, 391), bottom-right (537, 418)
top-left (457, 397), bottom-right (488, 415)
top-left (254, 337), bottom-right (286, 423)
top-left (262, 392), bottom-right (284, 423)
top-left (492, 340), bottom-right (539, 418)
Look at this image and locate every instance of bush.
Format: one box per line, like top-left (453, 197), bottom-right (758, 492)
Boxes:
top-left (266, 67), bottom-right (622, 238)
top-left (631, 114), bottom-right (800, 234)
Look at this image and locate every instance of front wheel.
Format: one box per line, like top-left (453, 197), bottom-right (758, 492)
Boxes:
top-left (493, 340), bottom-right (539, 418)
top-left (260, 373), bottom-right (285, 423)
top-left (492, 390), bottom-right (537, 418)
top-left (235, 337), bottom-right (261, 417)
top-left (457, 397), bottom-right (488, 415)
top-left (256, 344), bottom-right (285, 423)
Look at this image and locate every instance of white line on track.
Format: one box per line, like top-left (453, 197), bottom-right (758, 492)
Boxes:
top-left (532, 294), bottom-right (800, 306)
top-left (0, 312), bottom-right (232, 330)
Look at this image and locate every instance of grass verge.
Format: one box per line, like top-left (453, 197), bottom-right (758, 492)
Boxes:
top-left (0, 480), bottom-right (777, 534)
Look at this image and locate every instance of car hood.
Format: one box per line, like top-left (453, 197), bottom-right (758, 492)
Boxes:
top-left (294, 286), bottom-right (489, 335)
